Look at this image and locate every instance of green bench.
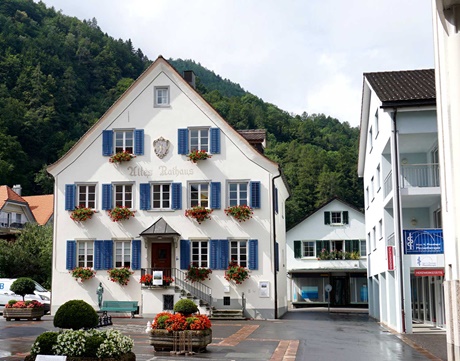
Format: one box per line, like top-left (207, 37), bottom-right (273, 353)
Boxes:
top-left (100, 300), bottom-right (138, 318)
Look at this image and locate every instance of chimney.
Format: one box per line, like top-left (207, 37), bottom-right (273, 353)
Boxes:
top-left (13, 184), bottom-right (22, 196)
top-left (183, 70), bottom-right (196, 89)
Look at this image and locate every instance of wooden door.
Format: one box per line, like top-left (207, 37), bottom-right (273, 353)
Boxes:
top-left (151, 243), bottom-right (171, 270)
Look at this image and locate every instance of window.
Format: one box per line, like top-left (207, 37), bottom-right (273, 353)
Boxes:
top-left (372, 226), bottom-right (376, 250)
top-left (114, 184), bottom-right (133, 208)
top-left (155, 86), bottom-right (169, 107)
top-left (365, 187), bottom-right (369, 208)
top-left (376, 164), bottom-right (381, 191)
top-left (114, 130), bottom-right (134, 154)
top-left (374, 108), bottom-right (379, 137)
top-left (77, 184), bottom-right (96, 209)
top-left (434, 208), bottom-right (442, 228)
top-left (152, 184), bottom-right (171, 210)
top-left (228, 182), bottom-right (248, 206)
top-left (367, 232), bottom-right (371, 253)
top-left (191, 240), bottom-right (208, 267)
top-left (114, 241), bottom-right (131, 268)
top-left (331, 240), bottom-right (344, 252)
top-left (379, 219), bottom-right (383, 240)
top-left (370, 177), bottom-right (374, 201)
top-left (324, 211), bottom-right (349, 225)
top-left (15, 213), bottom-right (21, 224)
top-left (230, 240), bottom-right (248, 267)
top-left (77, 241), bottom-right (94, 268)
top-left (360, 240), bottom-right (367, 257)
top-left (369, 127), bottom-right (373, 151)
top-left (302, 241), bottom-right (315, 257)
top-left (190, 183), bottom-right (209, 207)
top-left (331, 212), bottom-right (342, 224)
top-left (190, 128), bottom-right (209, 152)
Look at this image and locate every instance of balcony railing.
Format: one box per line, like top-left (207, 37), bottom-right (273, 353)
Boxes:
top-left (0, 218), bottom-right (26, 230)
top-left (400, 163), bottom-right (440, 188)
top-left (384, 171), bottom-right (393, 198)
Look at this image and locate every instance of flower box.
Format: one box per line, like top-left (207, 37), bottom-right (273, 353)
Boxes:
top-left (109, 151), bottom-right (135, 164)
top-left (107, 206), bottom-right (135, 222)
top-left (3, 307), bottom-right (44, 321)
top-left (185, 206), bottom-right (213, 224)
top-left (224, 205), bottom-right (253, 222)
top-left (149, 329), bottom-right (212, 352)
top-left (187, 150), bottom-right (211, 163)
top-left (70, 206), bottom-right (96, 222)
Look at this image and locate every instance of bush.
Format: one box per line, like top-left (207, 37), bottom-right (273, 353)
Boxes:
top-left (173, 298), bottom-right (198, 315)
top-left (30, 331), bottom-right (59, 355)
top-left (54, 300), bottom-right (98, 330)
top-left (82, 333), bottom-right (104, 357)
top-left (10, 277), bottom-right (36, 301)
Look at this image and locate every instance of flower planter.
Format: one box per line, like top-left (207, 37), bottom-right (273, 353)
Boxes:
top-left (24, 352), bottom-right (136, 361)
top-left (3, 307), bottom-right (44, 321)
top-left (149, 329), bottom-right (212, 353)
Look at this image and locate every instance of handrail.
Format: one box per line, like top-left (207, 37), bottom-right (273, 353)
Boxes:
top-left (400, 163), bottom-right (440, 188)
top-left (141, 268), bottom-right (212, 306)
top-left (384, 171), bottom-right (392, 198)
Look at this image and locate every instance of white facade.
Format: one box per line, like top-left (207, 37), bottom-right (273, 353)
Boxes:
top-left (286, 198), bottom-right (367, 308)
top-left (358, 71), bottom-right (444, 333)
top-left (48, 57), bottom-right (289, 319)
top-left (433, 1), bottom-right (460, 358)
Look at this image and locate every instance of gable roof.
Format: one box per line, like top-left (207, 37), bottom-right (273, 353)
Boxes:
top-left (364, 69), bottom-right (436, 108)
top-left (287, 196), bottom-right (363, 231)
top-left (22, 195), bottom-right (54, 225)
top-left (0, 185), bottom-right (27, 209)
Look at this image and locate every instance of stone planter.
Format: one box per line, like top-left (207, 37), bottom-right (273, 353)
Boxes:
top-left (24, 351), bottom-right (136, 361)
top-left (3, 307), bottom-right (44, 321)
top-left (149, 329), bottom-right (212, 353)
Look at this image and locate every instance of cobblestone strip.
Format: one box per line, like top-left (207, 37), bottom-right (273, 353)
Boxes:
top-left (269, 340), bottom-right (299, 361)
top-left (215, 324), bottom-right (259, 346)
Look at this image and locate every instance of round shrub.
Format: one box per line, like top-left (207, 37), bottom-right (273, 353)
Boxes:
top-left (173, 298), bottom-right (198, 315)
top-left (10, 278), bottom-right (36, 301)
top-left (31, 331), bottom-right (59, 356)
top-left (54, 300), bottom-right (98, 330)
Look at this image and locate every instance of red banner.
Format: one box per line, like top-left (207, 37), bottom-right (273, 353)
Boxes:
top-left (387, 246), bottom-right (395, 271)
top-left (414, 269), bottom-right (444, 277)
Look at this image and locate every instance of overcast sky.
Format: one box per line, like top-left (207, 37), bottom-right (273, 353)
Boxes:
top-left (37, 0), bottom-right (434, 127)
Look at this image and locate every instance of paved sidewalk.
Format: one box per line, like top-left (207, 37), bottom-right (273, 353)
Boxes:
top-left (0, 310), bottom-right (447, 361)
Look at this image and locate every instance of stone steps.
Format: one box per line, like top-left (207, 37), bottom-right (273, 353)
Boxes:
top-left (210, 308), bottom-right (246, 320)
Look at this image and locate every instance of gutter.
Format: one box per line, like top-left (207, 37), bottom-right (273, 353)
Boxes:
top-left (271, 169), bottom-right (283, 319)
top-left (392, 108), bottom-right (406, 333)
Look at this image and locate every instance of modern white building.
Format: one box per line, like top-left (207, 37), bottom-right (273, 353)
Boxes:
top-left (47, 56), bottom-right (289, 319)
top-left (433, 1), bottom-right (460, 358)
top-left (286, 198), bottom-right (367, 308)
top-left (358, 69), bottom-right (444, 333)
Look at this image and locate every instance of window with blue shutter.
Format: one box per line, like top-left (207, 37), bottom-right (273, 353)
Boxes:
top-left (132, 240), bottom-right (141, 270)
top-left (65, 184), bottom-right (76, 211)
top-left (102, 130), bottom-right (114, 156)
top-left (220, 239), bottom-right (229, 269)
top-left (180, 240), bottom-right (191, 270)
top-left (94, 241), bottom-right (103, 270)
top-left (248, 239), bottom-right (258, 270)
top-left (250, 181), bottom-right (261, 209)
top-left (210, 128), bottom-right (221, 154)
top-left (172, 183), bottom-right (182, 210)
top-left (210, 182), bottom-right (221, 209)
top-left (66, 240), bottom-right (76, 270)
top-left (210, 240), bottom-right (219, 270)
top-left (104, 240), bottom-right (113, 269)
top-left (134, 129), bottom-right (144, 155)
top-left (102, 184), bottom-right (113, 210)
top-left (140, 183), bottom-right (151, 210)
top-left (178, 129), bottom-right (189, 155)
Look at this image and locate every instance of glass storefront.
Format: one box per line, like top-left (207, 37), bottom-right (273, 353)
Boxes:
top-left (411, 273), bottom-right (445, 328)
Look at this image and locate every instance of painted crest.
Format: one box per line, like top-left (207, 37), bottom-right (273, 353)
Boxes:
top-left (153, 137), bottom-right (170, 159)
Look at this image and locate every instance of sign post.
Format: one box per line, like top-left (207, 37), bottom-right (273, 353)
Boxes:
top-left (325, 284), bottom-right (332, 312)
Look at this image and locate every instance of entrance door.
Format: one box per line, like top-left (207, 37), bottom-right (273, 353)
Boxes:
top-left (151, 242), bottom-right (172, 273)
top-left (331, 277), bottom-right (347, 306)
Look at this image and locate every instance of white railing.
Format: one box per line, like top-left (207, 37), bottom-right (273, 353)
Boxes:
top-left (400, 163), bottom-right (440, 188)
top-left (384, 171), bottom-right (393, 197)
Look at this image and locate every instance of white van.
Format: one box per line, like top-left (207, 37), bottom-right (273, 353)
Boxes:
top-left (0, 278), bottom-right (51, 314)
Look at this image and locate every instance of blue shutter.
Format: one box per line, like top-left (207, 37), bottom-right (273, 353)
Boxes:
top-left (210, 128), bottom-right (221, 154)
top-left (274, 187), bottom-right (279, 214)
top-left (102, 184), bottom-right (112, 210)
top-left (180, 240), bottom-right (191, 270)
top-left (65, 184), bottom-right (76, 210)
top-left (132, 240), bottom-right (141, 270)
top-left (210, 182), bottom-right (221, 209)
top-left (94, 240), bottom-right (103, 270)
top-left (104, 240), bottom-right (113, 269)
top-left (250, 181), bottom-right (261, 209)
top-left (178, 129), bottom-right (189, 155)
top-left (134, 129), bottom-right (144, 155)
top-left (66, 240), bottom-right (76, 270)
top-left (248, 239), bottom-right (258, 270)
top-left (220, 239), bottom-right (229, 270)
top-left (210, 240), bottom-right (219, 270)
top-left (275, 242), bottom-right (279, 272)
top-left (172, 183), bottom-right (182, 210)
top-left (140, 183), bottom-right (151, 210)
top-left (102, 130), bottom-right (114, 156)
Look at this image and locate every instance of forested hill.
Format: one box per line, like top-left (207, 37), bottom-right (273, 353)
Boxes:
top-left (0, 0), bottom-right (363, 228)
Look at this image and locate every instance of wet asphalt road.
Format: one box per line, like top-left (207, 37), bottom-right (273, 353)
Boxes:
top-left (0, 309), bottom-right (439, 361)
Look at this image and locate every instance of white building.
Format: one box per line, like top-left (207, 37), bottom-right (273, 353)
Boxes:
top-left (47, 56), bottom-right (289, 319)
top-left (286, 198), bottom-right (367, 308)
top-left (433, 1), bottom-right (460, 358)
top-left (358, 69), bottom-right (444, 333)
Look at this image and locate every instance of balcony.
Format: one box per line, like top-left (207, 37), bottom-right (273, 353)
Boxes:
top-left (400, 163), bottom-right (440, 189)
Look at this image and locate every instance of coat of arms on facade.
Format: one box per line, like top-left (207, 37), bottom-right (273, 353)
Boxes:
top-left (153, 137), bottom-right (170, 159)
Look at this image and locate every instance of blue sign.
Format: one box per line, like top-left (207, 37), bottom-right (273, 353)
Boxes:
top-left (0, 283), bottom-right (3, 290)
top-left (404, 229), bottom-right (443, 254)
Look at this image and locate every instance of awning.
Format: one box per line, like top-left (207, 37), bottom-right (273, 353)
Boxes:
top-left (139, 217), bottom-right (180, 236)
